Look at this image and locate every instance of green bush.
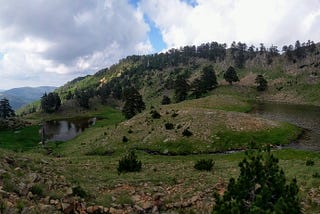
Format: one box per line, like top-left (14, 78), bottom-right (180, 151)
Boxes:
top-left (194, 159), bottom-right (214, 171)
top-left (306, 159), bottom-right (315, 166)
top-left (165, 123), bottom-right (174, 130)
top-left (117, 151), bottom-right (142, 174)
top-left (122, 136), bottom-right (129, 143)
top-left (150, 110), bottom-right (161, 119)
top-left (312, 172), bottom-right (320, 178)
top-left (72, 185), bottom-right (87, 198)
top-left (30, 184), bottom-right (44, 197)
top-left (213, 148), bottom-right (301, 213)
top-left (182, 128), bottom-right (193, 137)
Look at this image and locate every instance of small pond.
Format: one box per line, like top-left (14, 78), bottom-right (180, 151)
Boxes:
top-left (250, 102), bottom-right (320, 150)
top-left (42, 117), bottom-right (96, 142)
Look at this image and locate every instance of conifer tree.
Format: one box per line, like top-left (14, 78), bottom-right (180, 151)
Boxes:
top-left (214, 148), bottom-right (300, 213)
top-left (41, 92), bottom-right (61, 113)
top-left (174, 75), bottom-right (189, 102)
top-left (224, 66), bottom-right (239, 85)
top-left (255, 74), bottom-right (268, 91)
top-left (0, 97), bottom-right (15, 119)
top-left (122, 87), bottom-right (145, 119)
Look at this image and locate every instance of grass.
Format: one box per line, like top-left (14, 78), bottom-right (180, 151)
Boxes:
top-left (0, 125), bottom-right (41, 152)
top-left (1, 88), bottom-right (319, 212)
top-left (173, 94), bottom-right (253, 112)
top-left (213, 122), bottom-right (301, 151)
top-left (37, 148), bottom-right (320, 213)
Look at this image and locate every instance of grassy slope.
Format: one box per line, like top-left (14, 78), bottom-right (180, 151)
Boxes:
top-left (1, 93), bottom-right (320, 212)
top-left (3, 55), bottom-right (320, 213)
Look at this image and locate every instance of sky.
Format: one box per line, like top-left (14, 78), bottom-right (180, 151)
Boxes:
top-left (0, 0), bottom-right (319, 89)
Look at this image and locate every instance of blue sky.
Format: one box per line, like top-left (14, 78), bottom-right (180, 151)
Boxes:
top-left (0, 0), bottom-right (319, 89)
top-left (129, 0), bottom-right (166, 52)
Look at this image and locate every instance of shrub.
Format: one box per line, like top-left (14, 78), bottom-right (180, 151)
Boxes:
top-left (72, 185), bottom-right (87, 198)
top-left (306, 159), bottom-right (315, 166)
top-left (165, 122), bottom-right (174, 130)
top-left (194, 159), bottom-right (214, 171)
top-left (313, 172), bottom-right (320, 178)
top-left (30, 184), bottom-right (44, 197)
top-left (117, 151), bottom-right (142, 174)
top-left (150, 110), bottom-right (161, 119)
top-left (171, 112), bottom-right (179, 117)
top-left (122, 136), bottom-right (129, 143)
top-left (161, 95), bottom-right (171, 105)
top-left (182, 128), bottom-right (193, 137)
top-left (213, 148), bottom-right (301, 213)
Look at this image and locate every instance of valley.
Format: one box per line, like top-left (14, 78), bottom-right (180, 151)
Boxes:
top-left (0, 41), bottom-right (320, 213)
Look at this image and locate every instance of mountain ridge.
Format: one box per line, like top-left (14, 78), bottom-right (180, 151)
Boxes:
top-left (0, 86), bottom-right (57, 110)
top-left (54, 40), bottom-right (320, 108)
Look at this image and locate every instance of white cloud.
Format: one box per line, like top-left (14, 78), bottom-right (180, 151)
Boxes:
top-left (0, 0), bottom-right (152, 89)
top-left (140, 0), bottom-right (320, 48)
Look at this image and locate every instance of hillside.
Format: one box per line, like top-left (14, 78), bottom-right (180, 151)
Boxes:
top-left (53, 40), bottom-right (320, 109)
top-left (0, 86), bottom-right (56, 110)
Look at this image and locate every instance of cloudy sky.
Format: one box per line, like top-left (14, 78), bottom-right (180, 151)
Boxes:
top-left (0, 0), bottom-right (319, 89)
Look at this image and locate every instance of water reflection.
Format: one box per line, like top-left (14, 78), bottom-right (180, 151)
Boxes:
top-left (250, 102), bottom-right (320, 150)
top-left (43, 118), bottom-right (96, 142)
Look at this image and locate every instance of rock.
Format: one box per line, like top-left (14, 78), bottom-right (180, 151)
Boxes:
top-left (0, 169), bottom-right (7, 176)
top-left (61, 202), bottom-right (70, 211)
top-left (38, 204), bottom-right (56, 213)
top-left (142, 201), bottom-right (153, 210)
top-left (40, 159), bottom-right (49, 164)
top-left (62, 203), bottom-right (74, 214)
top-left (98, 206), bottom-right (104, 212)
top-left (134, 204), bottom-right (144, 212)
top-left (0, 189), bottom-right (10, 197)
top-left (152, 206), bottom-right (159, 213)
top-left (65, 187), bottom-right (73, 195)
top-left (27, 191), bottom-right (34, 199)
top-left (86, 206), bottom-right (95, 213)
top-left (27, 173), bottom-right (39, 183)
top-left (17, 182), bottom-right (28, 196)
top-left (50, 199), bottom-right (59, 205)
top-left (190, 195), bottom-right (199, 204)
top-left (132, 194), bottom-right (141, 202)
top-left (109, 207), bottom-right (118, 214)
top-left (153, 192), bottom-right (164, 207)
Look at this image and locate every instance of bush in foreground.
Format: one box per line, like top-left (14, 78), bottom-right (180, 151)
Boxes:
top-left (117, 151), bottom-right (142, 174)
top-left (213, 148), bottom-right (301, 213)
top-left (194, 159), bottom-right (214, 171)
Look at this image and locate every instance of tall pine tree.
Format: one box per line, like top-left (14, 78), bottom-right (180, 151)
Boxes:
top-left (41, 92), bottom-right (61, 113)
top-left (122, 87), bottom-right (145, 119)
top-left (224, 66), bottom-right (239, 85)
top-left (0, 98), bottom-right (15, 119)
top-left (174, 75), bottom-right (189, 102)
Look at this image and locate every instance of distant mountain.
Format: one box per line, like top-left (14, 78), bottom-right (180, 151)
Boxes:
top-left (0, 86), bottom-right (57, 110)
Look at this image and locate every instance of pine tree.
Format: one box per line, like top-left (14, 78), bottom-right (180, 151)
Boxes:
top-left (255, 74), bottom-right (268, 91)
top-left (202, 65), bottom-right (218, 91)
top-left (224, 66), bottom-right (239, 85)
top-left (122, 87), bottom-right (145, 119)
top-left (41, 92), bottom-right (61, 113)
top-left (0, 98), bottom-right (15, 119)
top-left (213, 148), bottom-right (301, 213)
top-left (174, 75), bottom-right (189, 102)
top-left (191, 66), bottom-right (218, 98)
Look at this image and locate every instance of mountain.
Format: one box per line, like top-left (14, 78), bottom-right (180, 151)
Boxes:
top-left (55, 40), bottom-right (320, 107)
top-left (0, 86), bottom-right (57, 110)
